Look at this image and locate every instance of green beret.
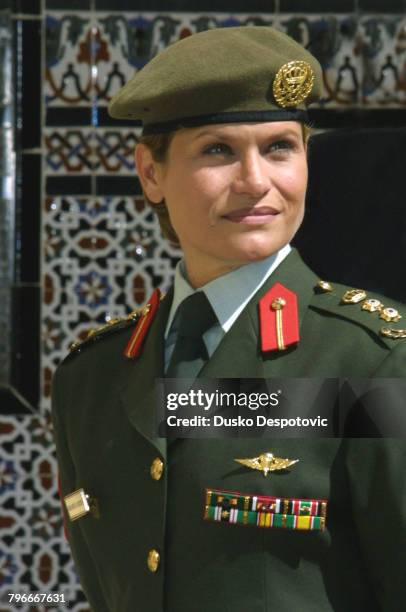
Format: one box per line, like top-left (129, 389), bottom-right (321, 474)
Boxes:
top-left (108, 26), bottom-right (323, 134)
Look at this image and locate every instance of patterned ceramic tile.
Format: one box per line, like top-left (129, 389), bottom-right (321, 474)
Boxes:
top-left (275, 14), bottom-right (406, 107)
top-left (93, 127), bottom-right (139, 174)
top-left (45, 11), bottom-right (406, 116)
top-left (359, 15), bottom-right (406, 106)
top-left (276, 15), bottom-right (363, 106)
top-left (45, 12), bottom-right (94, 109)
top-left (41, 195), bottom-right (180, 412)
top-left (44, 128), bottom-right (95, 176)
top-left (0, 416), bottom-right (74, 608)
top-left (44, 127), bottom-right (144, 183)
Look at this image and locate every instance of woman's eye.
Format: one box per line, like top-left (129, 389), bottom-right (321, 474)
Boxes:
top-left (202, 143), bottom-right (233, 155)
top-left (268, 140), bottom-right (294, 153)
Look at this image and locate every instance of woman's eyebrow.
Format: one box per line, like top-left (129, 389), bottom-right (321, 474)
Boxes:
top-left (192, 129), bottom-right (230, 140)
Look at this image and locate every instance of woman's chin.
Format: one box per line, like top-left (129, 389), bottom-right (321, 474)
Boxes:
top-left (223, 236), bottom-right (284, 263)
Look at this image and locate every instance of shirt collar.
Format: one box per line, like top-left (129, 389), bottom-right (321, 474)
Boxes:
top-left (165, 244), bottom-right (291, 337)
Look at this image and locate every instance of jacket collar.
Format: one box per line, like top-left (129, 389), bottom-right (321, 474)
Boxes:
top-left (119, 248), bottom-right (318, 449)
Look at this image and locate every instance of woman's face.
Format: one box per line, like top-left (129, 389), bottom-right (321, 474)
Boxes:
top-left (139, 121), bottom-right (308, 286)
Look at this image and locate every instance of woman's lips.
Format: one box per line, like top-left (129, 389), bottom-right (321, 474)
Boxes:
top-left (223, 206), bottom-right (280, 224)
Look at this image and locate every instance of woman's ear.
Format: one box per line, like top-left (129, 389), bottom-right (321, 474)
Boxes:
top-left (135, 144), bottom-right (164, 203)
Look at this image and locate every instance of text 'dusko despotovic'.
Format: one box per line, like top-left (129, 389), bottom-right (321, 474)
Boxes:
top-left (154, 378), bottom-right (406, 438)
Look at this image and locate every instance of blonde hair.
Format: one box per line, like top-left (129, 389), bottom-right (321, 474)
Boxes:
top-left (138, 124), bottom-right (312, 247)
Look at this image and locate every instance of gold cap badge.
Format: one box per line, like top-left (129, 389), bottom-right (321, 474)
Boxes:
top-left (235, 451), bottom-right (299, 477)
top-left (273, 61), bottom-right (315, 108)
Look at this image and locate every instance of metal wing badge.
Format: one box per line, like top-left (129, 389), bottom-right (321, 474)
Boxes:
top-left (235, 452), bottom-right (299, 477)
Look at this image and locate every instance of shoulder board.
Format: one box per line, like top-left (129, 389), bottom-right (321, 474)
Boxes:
top-left (68, 309), bottom-right (144, 355)
top-left (67, 288), bottom-right (166, 359)
top-left (311, 280), bottom-right (406, 343)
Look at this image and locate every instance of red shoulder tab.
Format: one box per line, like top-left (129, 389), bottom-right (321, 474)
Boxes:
top-left (123, 288), bottom-right (161, 359)
top-left (259, 283), bottom-right (299, 352)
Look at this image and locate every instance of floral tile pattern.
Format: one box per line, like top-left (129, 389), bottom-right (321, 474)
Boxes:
top-left (41, 195), bottom-right (180, 407)
top-left (276, 14), bottom-right (406, 106)
top-left (45, 129), bottom-right (95, 175)
top-left (45, 13), bottom-right (93, 108)
top-left (359, 16), bottom-right (406, 105)
top-left (93, 128), bottom-right (139, 174)
top-left (277, 15), bottom-right (364, 105)
top-left (0, 416), bottom-right (90, 611)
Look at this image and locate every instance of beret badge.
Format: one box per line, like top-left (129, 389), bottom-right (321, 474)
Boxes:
top-left (273, 60), bottom-right (315, 108)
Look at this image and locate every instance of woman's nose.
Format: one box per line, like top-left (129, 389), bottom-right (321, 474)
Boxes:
top-left (232, 151), bottom-right (271, 198)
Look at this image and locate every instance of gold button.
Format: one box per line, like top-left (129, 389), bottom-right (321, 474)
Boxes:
top-left (147, 549), bottom-right (160, 573)
top-left (150, 457), bottom-right (164, 481)
top-left (271, 297), bottom-right (286, 310)
top-left (316, 280), bottom-right (333, 293)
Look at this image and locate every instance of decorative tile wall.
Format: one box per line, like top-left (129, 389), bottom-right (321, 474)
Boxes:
top-left (0, 415), bottom-right (89, 611)
top-left (1, 4), bottom-right (405, 610)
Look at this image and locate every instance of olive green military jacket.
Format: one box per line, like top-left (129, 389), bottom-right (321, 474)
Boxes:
top-left (52, 249), bottom-right (406, 612)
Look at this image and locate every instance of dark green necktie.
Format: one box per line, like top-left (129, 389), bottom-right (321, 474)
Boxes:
top-left (166, 291), bottom-right (217, 378)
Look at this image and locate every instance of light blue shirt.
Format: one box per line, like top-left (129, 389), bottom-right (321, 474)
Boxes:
top-left (164, 244), bottom-right (291, 370)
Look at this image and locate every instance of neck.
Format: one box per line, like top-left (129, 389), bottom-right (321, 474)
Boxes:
top-left (182, 248), bottom-right (285, 288)
top-left (184, 260), bottom-right (244, 288)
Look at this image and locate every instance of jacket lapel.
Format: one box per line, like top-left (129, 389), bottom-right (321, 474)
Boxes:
top-left (118, 289), bottom-right (173, 459)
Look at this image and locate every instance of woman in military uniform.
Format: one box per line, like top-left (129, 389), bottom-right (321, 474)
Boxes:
top-left (52, 26), bottom-right (406, 612)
